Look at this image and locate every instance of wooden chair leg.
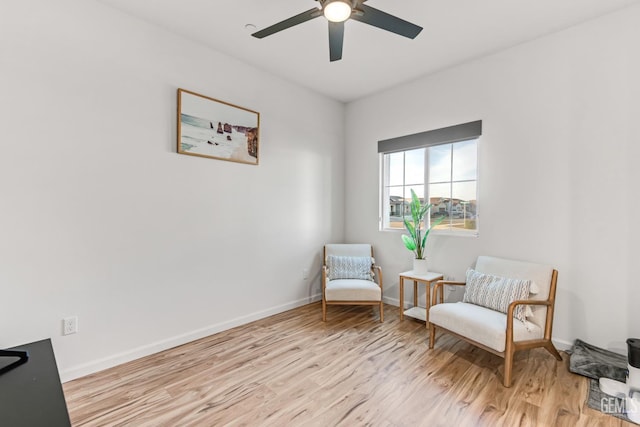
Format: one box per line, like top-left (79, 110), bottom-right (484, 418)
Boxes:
top-left (322, 299), bottom-right (327, 322)
top-left (503, 349), bottom-right (514, 387)
top-left (429, 323), bottom-right (435, 349)
top-left (544, 341), bottom-right (563, 361)
top-left (379, 301), bottom-right (384, 322)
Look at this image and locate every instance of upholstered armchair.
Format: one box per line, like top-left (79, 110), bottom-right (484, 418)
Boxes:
top-left (428, 255), bottom-right (562, 387)
top-left (322, 244), bottom-right (383, 322)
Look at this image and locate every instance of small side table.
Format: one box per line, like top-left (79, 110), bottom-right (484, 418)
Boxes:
top-left (399, 271), bottom-right (444, 327)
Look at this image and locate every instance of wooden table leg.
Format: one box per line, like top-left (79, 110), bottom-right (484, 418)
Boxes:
top-left (399, 276), bottom-right (404, 320)
top-left (425, 282), bottom-right (431, 326)
top-left (413, 281), bottom-right (418, 307)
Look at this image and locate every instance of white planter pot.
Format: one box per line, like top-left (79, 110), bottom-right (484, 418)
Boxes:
top-left (413, 258), bottom-right (428, 275)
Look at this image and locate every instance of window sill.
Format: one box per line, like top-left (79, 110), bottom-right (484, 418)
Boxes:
top-left (379, 227), bottom-right (478, 238)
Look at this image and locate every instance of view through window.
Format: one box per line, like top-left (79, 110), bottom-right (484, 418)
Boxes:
top-left (379, 122), bottom-right (480, 235)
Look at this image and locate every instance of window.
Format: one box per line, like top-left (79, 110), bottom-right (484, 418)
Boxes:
top-left (379, 121), bottom-right (481, 235)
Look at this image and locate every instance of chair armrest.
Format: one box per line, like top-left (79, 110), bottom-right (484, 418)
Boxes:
top-left (507, 299), bottom-right (551, 317)
top-left (322, 265), bottom-right (328, 290)
top-left (432, 281), bottom-right (466, 306)
top-left (510, 299), bottom-right (552, 309)
top-left (372, 265), bottom-right (383, 291)
top-left (505, 299), bottom-right (553, 341)
top-left (436, 280), bottom-right (466, 286)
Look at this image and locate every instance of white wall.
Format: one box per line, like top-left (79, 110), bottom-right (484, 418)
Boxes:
top-left (345, 5), bottom-right (640, 351)
top-left (2, 0), bottom-right (637, 382)
top-left (0, 0), bottom-right (345, 380)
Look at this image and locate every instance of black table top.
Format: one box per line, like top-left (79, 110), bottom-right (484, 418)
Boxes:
top-left (0, 339), bottom-right (71, 427)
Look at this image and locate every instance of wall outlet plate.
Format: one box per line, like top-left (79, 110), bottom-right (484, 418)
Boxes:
top-left (63, 316), bottom-right (78, 335)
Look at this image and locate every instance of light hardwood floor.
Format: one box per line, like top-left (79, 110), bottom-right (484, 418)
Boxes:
top-left (64, 303), bottom-right (633, 426)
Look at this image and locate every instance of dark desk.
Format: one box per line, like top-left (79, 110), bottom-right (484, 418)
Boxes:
top-left (0, 339), bottom-right (71, 427)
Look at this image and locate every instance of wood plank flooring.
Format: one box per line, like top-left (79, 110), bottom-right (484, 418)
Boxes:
top-left (63, 303), bottom-right (633, 426)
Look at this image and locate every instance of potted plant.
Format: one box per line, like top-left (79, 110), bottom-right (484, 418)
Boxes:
top-left (401, 189), bottom-right (445, 274)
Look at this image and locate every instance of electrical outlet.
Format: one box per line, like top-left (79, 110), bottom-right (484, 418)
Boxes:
top-left (63, 316), bottom-right (78, 335)
top-left (303, 269), bottom-right (310, 280)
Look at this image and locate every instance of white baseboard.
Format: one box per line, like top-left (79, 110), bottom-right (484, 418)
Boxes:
top-left (382, 296), bottom-right (402, 307)
top-left (60, 294), bottom-right (322, 383)
top-left (552, 338), bottom-right (574, 351)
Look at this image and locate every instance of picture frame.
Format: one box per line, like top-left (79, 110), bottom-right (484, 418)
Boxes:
top-left (177, 88), bottom-right (260, 165)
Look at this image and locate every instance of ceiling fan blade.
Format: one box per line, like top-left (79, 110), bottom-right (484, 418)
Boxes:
top-left (328, 21), bottom-right (344, 62)
top-left (252, 8), bottom-right (322, 39)
top-left (351, 4), bottom-right (422, 39)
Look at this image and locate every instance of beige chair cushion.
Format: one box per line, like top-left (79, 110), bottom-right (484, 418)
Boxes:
top-left (325, 279), bottom-right (381, 302)
top-left (430, 302), bottom-right (543, 353)
top-left (325, 244), bottom-right (372, 258)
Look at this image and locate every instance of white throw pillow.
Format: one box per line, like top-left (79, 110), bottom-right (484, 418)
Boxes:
top-left (463, 269), bottom-right (531, 322)
top-left (326, 255), bottom-right (374, 281)
top-left (529, 281), bottom-right (540, 294)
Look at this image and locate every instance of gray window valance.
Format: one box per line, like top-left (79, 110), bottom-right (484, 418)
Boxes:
top-left (377, 120), bottom-right (482, 154)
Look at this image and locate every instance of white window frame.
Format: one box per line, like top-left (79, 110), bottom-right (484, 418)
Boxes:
top-left (378, 121), bottom-right (481, 237)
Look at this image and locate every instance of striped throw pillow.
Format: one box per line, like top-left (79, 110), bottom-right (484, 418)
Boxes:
top-left (462, 269), bottom-right (531, 322)
top-left (326, 255), bottom-right (374, 281)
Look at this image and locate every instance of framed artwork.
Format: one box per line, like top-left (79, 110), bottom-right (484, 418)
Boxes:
top-left (177, 88), bottom-right (260, 165)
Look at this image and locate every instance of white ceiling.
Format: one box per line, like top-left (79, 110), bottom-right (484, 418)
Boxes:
top-left (96, 0), bottom-right (639, 102)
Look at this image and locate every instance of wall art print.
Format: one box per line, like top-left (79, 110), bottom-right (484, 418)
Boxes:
top-left (177, 89), bottom-right (260, 165)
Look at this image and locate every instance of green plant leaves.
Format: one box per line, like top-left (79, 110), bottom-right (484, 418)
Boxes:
top-left (402, 189), bottom-right (441, 259)
top-left (401, 234), bottom-right (416, 251)
top-left (431, 214), bottom-right (446, 228)
top-left (410, 190), bottom-right (421, 224)
top-left (403, 217), bottom-right (416, 240)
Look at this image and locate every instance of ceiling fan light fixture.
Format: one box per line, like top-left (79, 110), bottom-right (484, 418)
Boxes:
top-left (323, 0), bottom-right (352, 23)
top-left (253, 1), bottom-right (423, 62)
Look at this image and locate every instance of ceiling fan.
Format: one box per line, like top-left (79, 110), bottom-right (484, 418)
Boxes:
top-left (252, 0), bottom-right (423, 62)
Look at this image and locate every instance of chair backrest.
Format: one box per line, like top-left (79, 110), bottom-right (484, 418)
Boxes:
top-left (324, 244), bottom-right (373, 263)
top-left (475, 256), bottom-right (555, 329)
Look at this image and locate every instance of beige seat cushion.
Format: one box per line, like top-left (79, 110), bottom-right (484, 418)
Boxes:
top-left (430, 302), bottom-right (543, 353)
top-left (325, 279), bottom-right (381, 302)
